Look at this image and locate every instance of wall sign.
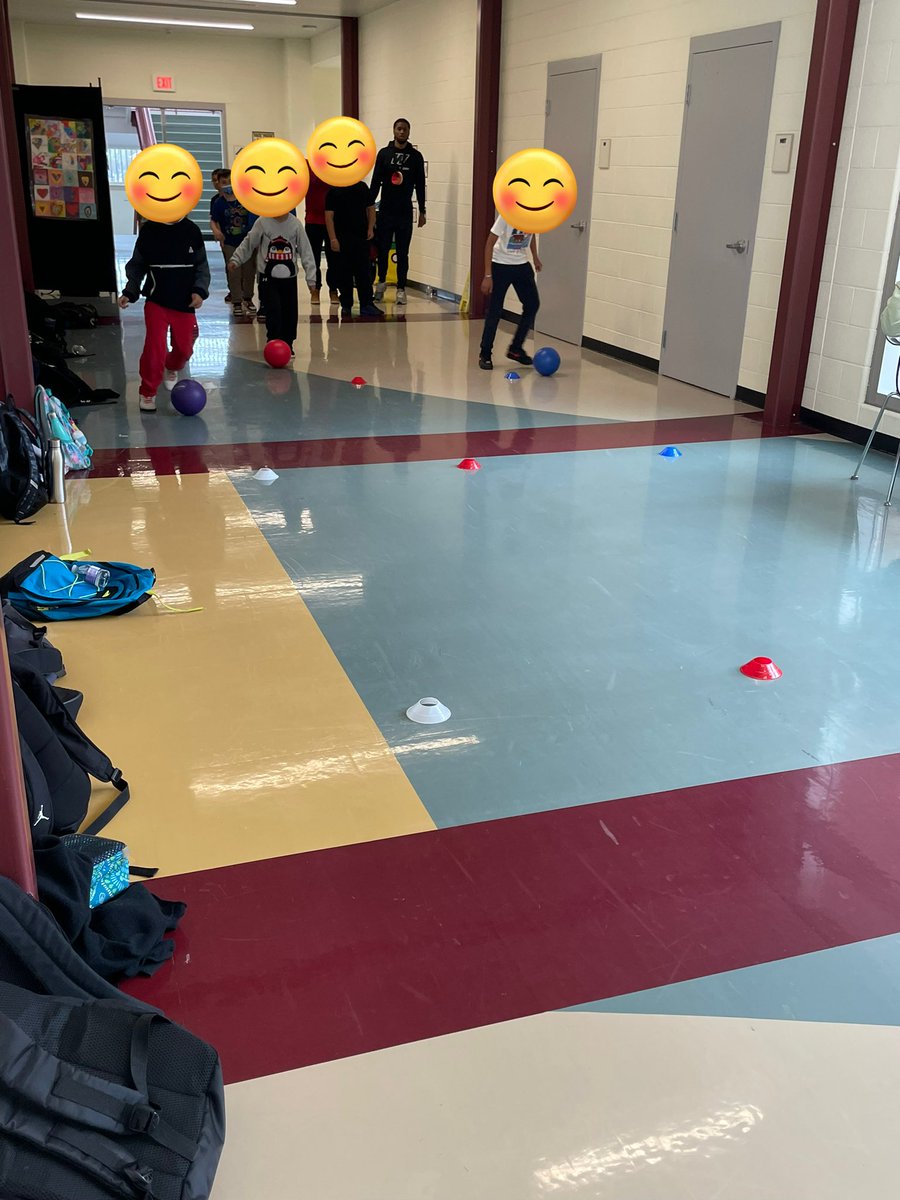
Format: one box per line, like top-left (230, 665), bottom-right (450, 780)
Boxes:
top-left (153, 75), bottom-right (175, 93)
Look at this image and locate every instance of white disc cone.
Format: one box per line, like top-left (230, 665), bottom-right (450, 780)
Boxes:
top-left (253, 467), bottom-right (279, 483)
top-left (406, 697), bottom-right (451, 725)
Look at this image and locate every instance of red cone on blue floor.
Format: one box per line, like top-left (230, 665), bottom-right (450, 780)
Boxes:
top-left (740, 656), bottom-right (783, 681)
top-left (351, 376), bottom-right (366, 389)
top-left (457, 458), bottom-right (481, 471)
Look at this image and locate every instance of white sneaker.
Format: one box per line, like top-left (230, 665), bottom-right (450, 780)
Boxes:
top-left (396, 287), bottom-right (407, 304)
top-left (163, 370), bottom-right (178, 391)
top-left (139, 394), bottom-right (157, 412)
top-left (374, 282), bottom-right (386, 300)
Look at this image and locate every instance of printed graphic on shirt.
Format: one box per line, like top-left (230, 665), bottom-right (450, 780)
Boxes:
top-left (390, 151), bottom-right (409, 186)
top-left (263, 235), bottom-right (296, 279)
top-left (506, 228), bottom-right (530, 254)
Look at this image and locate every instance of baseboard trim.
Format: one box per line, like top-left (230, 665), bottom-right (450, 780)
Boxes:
top-left (581, 335), bottom-right (659, 374)
top-left (407, 279), bottom-right (462, 304)
top-left (736, 386), bottom-right (765, 409)
top-left (799, 406), bottom-right (899, 455)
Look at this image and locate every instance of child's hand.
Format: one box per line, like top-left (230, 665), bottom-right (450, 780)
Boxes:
top-left (118, 294), bottom-right (131, 309)
top-left (480, 275), bottom-right (493, 296)
top-left (330, 238), bottom-right (340, 252)
top-left (533, 255), bottom-right (543, 272)
top-left (189, 294), bottom-right (204, 310)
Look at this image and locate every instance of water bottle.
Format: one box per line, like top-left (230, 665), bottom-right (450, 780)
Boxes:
top-left (49, 439), bottom-right (66, 504)
top-left (72, 563), bottom-right (110, 590)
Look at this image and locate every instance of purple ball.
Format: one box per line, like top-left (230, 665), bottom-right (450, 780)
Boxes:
top-left (171, 379), bottom-right (207, 416)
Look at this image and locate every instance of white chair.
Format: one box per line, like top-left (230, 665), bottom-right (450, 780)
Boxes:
top-left (851, 328), bottom-right (900, 506)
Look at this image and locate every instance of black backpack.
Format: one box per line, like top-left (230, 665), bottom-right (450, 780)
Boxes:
top-left (11, 658), bottom-right (131, 838)
top-left (3, 599), bottom-right (65, 680)
top-left (0, 394), bottom-right (48, 523)
top-left (0, 877), bottom-right (225, 1200)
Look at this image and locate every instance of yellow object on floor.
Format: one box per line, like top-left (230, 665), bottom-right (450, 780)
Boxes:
top-left (5, 473), bottom-right (434, 877)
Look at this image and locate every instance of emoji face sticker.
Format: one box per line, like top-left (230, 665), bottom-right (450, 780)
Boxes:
top-left (230, 137), bottom-right (309, 218)
top-left (305, 117), bottom-right (377, 188)
top-left (492, 149), bottom-right (578, 234)
top-left (125, 144), bottom-right (202, 223)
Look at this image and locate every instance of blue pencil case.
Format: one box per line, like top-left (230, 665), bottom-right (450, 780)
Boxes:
top-left (60, 834), bottom-right (130, 908)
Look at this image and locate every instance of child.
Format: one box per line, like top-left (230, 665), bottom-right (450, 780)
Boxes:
top-left (478, 214), bottom-right (543, 370)
top-left (228, 210), bottom-right (316, 355)
top-left (118, 216), bottom-right (209, 412)
top-left (209, 168), bottom-right (231, 303)
top-left (325, 182), bottom-right (383, 317)
top-left (210, 169), bottom-right (257, 318)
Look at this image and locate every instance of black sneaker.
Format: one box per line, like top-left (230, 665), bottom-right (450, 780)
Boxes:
top-left (359, 304), bottom-right (385, 317)
top-left (479, 355), bottom-right (493, 371)
top-left (507, 346), bottom-right (533, 366)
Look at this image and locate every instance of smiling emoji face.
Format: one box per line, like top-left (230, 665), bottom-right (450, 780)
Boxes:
top-left (492, 149), bottom-right (578, 234)
top-left (305, 117), bottom-right (376, 188)
top-left (125, 144), bottom-right (203, 223)
top-left (231, 138), bottom-right (309, 218)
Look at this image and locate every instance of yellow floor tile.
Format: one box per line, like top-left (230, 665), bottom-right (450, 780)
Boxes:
top-left (4, 474), bottom-right (434, 876)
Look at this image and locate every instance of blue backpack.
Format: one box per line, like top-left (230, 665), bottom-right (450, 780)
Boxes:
top-left (0, 551), bottom-right (156, 621)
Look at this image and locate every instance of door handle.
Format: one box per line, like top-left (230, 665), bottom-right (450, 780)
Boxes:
top-left (726, 239), bottom-right (748, 253)
top-left (570, 221), bottom-right (586, 232)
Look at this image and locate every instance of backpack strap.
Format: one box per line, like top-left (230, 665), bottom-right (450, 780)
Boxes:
top-left (81, 770), bottom-right (132, 837)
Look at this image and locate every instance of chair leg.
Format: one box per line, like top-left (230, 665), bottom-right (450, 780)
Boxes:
top-left (851, 391), bottom-right (893, 480)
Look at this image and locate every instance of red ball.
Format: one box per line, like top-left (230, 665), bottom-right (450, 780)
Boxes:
top-left (264, 339), bottom-right (292, 369)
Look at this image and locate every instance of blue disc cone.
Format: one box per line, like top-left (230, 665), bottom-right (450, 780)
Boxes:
top-left (659, 445), bottom-right (682, 458)
top-left (505, 370), bottom-right (521, 381)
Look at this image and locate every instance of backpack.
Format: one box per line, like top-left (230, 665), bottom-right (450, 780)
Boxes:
top-left (11, 657), bottom-right (131, 838)
top-left (0, 551), bottom-right (156, 621)
top-left (31, 346), bottom-right (119, 409)
top-left (36, 383), bottom-right (94, 472)
top-left (3, 599), bottom-right (65, 680)
top-left (0, 880), bottom-right (225, 1200)
top-left (0, 394), bottom-right (49, 523)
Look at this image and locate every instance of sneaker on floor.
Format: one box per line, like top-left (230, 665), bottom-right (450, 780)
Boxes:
top-left (478, 355), bottom-right (493, 371)
top-left (244, 300), bottom-right (257, 314)
top-left (506, 346), bottom-right (533, 366)
top-left (396, 287), bottom-right (407, 304)
top-left (329, 289), bottom-right (340, 304)
top-left (310, 288), bottom-right (321, 304)
top-left (139, 393), bottom-right (157, 412)
top-left (359, 304), bottom-right (384, 317)
top-left (232, 302), bottom-right (244, 318)
top-left (163, 370), bottom-right (178, 391)
top-left (256, 309), bottom-right (267, 322)
top-left (224, 292), bottom-right (232, 304)
top-left (374, 282), bottom-right (386, 300)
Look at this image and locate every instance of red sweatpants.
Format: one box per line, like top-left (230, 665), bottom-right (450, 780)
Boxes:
top-left (139, 301), bottom-right (197, 396)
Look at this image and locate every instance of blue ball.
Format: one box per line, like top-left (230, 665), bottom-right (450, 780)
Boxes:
top-left (533, 346), bottom-right (561, 376)
top-left (171, 379), bottom-right (207, 416)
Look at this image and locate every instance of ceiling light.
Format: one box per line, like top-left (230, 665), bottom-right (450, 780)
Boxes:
top-left (238, 0), bottom-right (297, 5)
top-left (75, 12), bottom-right (254, 30)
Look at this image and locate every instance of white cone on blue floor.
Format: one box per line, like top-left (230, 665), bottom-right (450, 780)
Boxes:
top-left (406, 697), bottom-right (451, 725)
top-left (254, 467), bottom-right (279, 484)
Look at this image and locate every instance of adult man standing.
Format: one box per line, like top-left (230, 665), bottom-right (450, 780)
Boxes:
top-left (369, 118), bottom-right (426, 305)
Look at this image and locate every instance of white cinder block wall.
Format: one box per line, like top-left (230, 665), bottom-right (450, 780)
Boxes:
top-left (500, 0), bottom-right (818, 394)
top-left (359, 0), bottom-right (477, 297)
top-left (804, 0), bottom-right (900, 431)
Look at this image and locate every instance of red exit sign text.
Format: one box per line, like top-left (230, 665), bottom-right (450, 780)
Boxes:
top-left (153, 75), bottom-right (175, 93)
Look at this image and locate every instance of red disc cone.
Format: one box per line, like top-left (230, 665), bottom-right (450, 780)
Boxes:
top-left (457, 458), bottom-right (481, 471)
top-left (739, 656), bottom-right (782, 681)
top-left (351, 376), bottom-right (366, 388)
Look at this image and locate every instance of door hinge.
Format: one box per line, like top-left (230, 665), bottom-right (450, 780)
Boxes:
top-left (545, 99), bottom-right (551, 116)
top-left (662, 330), bottom-right (667, 350)
top-left (685, 83), bottom-right (692, 106)
top-left (673, 211), bottom-right (678, 233)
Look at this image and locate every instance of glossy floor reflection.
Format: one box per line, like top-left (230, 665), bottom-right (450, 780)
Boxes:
top-left (34, 235), bottom-right (900, 1196)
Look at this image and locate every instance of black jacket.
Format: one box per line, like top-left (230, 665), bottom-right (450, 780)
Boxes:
top-left (369, 142), bottom-right (426, 214)
top-left (123, 218), bottom-right (210, 313)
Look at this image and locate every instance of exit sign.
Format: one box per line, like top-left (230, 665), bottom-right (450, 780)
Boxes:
top-left (153, 75), bottom-right (175, 93)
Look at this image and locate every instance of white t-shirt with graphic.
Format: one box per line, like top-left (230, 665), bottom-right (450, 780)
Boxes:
top-left (491, 216), bottom-right (534, 265)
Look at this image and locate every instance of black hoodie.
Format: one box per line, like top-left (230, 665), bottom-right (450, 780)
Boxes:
top-left (122, 218), bottom-right (210, 313)
top-left (369, 142), bottom-right (426, 215)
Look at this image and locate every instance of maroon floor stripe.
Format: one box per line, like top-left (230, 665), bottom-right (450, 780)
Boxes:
top-left (124, 751), bottom-right (900, 1084)
top-left (90, 412), bottom-right (815, 477)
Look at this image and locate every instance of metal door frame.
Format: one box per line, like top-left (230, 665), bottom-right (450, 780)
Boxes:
top-left (539, 53), bottom-right (601, 343)
top-left (661, 22), bottom-right (780, 392)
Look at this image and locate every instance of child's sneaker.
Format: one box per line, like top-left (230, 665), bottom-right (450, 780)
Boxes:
top-left (507, 346), bottom-right (533, 366)
top-left (139, 393), bottom-right (157, 412)
top-left (244, 300), bottom-right (257, 315)
top-left (478, 355), bottom-right (493, 371)
top-left (232, 302), bottom-right (243, 318)
top-left (374, 282), bottom-right (386, 300)
top-left (396, 287), bottom-right (407, 304)
top-left (163, 370), bottom-right (178, 391)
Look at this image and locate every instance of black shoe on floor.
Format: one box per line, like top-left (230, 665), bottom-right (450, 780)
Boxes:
top-left (507, 346), bottom-right (533, 366)
top-left (359, 304), bottom-right (385, 317)
top-left (341, 307), bottom-right (353, 316)
top-left (479, 356), bottom-right (493, 371)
